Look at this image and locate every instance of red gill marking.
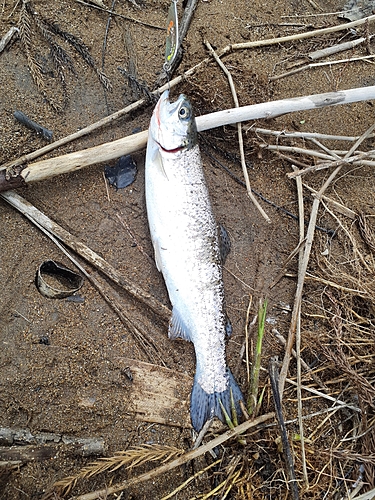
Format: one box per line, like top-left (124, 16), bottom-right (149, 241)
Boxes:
top-left (157, 142), bottom-right (183, 154)
top-left (155, 98), bottom-right (161, 128)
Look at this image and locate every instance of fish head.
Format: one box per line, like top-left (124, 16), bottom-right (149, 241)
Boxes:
top-left (151, 90), bottom-right (197, 154)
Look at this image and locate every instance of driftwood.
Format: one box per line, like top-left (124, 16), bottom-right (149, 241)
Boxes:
top-left (114, 357), bottom-right (191, 427)
top-left (0, 443), bottom-right (105, 462)
top-left (0, 428), bottom-right (105, 460)
top-left (0, 446), bottom-right (58, 463)
top-left (1, 86), bottom-right (375, 193)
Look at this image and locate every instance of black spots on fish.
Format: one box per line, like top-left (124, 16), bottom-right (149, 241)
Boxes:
top-left (186, 118), bottom-right (198, 150)
top-left (177, 98), bottom-right (197, 150)
top-left (190, 368), bottom-right (244, 431)
top-left (218, 224), bottom-right (231, 264)
top-left (169, 307), bottom-right (192, 341)
top-left (104, 155), bottom-right (137, 190)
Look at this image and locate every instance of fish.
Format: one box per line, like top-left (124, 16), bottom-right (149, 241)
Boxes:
top-left (145, 90), bottom-right (244, 431)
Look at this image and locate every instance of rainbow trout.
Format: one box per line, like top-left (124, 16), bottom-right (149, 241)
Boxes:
top-left (145, 90), bottom-right (243, 431)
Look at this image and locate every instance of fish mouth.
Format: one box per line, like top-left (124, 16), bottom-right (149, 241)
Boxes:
top-left (157, 141), bottom-right (184, 154)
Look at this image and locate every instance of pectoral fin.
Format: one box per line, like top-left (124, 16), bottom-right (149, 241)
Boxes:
top-left (153, 148), bottom-right (169, 180)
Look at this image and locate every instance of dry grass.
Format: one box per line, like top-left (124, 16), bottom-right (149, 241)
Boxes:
top-left (42, 444), bottom-right (184, 498)
top-left (17, 0), bottom-right (111, 110)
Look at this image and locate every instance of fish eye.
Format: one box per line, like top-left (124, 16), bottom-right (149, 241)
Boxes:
top-left (178, 105), bottom-right (191, 120)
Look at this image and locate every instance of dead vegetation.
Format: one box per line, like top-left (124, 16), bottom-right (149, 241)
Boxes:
top-left (17, 0), bottom-right (111, 110)
top-left (1, 0), bottom-right (375, 499)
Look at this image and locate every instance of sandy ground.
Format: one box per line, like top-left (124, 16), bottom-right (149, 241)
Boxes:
top-left (1, 0), bottom-right (375, 498)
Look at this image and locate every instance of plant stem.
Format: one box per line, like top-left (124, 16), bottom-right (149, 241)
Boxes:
top-left (248, 298), bottom-right (267, 416)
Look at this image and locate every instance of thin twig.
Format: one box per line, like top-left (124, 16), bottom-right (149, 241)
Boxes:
top-left (285, 379), bottom-right (361, 413)
top-left (293, 164), bottom-right (309, 488)
top-left (265, 143), bottom-right (339, 161)
top-left (270, 238), bottom-right (306, 289)
top-left (218, 14), bottom-right (375, 55)
top-left (250, 126), bottom-right (369, 142)
top-left (204, 39), bottom-right (271, 223)
top-left (286, 149), bottom-right (375, 178)
top-left (269, 357), bottom-right (299, 500)
top-left (270, 54), bottom-right (375, 81)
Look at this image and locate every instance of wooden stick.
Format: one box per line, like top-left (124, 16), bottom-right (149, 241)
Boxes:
top-left (293, 164), bottom-right (309, 488)
top-left (72, 412), bottom-right (275, 500)
top-left (251, 127), bottom-right (363, 142)
top-left (196, 86), bottom-right (375, 132)
top-left (220, 14), bottom-right (375, 54)
top-left (270, 54), bottom-right (375, 82)
top-left (204, 40), bottom-right (271, 223)
top-left (307, 37), bottom-right (367, 61)
top-left (2, 86), bottom-right (375, 193)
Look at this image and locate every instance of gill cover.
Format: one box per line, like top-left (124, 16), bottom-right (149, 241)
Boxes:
top-left (152, 90), bottom-right (197, 152)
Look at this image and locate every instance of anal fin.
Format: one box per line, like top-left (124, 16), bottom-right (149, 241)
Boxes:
top-left (168, 307), bottom-right (192, 341)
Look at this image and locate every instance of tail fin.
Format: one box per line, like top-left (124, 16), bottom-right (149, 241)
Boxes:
top-left (190, 369), bottom-right (243, 431)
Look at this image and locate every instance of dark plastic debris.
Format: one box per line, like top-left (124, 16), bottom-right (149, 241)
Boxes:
top-left (39, 335), bottom-right (50, 345)
top-left (66, 294), bottom-right (85, 303)
top-left (104, 155), bottom-right (137, 190)
top-left (14, 110), bottom-right (53, 141)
